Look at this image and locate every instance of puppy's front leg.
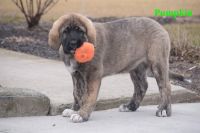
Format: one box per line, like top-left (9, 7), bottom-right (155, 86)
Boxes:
top-left (62, 74), bottom-right (81, 118)
top-left (70, 77), bottom-right (101, 123)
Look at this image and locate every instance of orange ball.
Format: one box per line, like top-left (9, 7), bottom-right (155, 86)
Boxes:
top-left (74, 42), bottom-right (95, 63)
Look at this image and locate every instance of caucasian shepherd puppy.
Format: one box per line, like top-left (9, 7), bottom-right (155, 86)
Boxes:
top-left (49, 13), bottom-right (172, 123)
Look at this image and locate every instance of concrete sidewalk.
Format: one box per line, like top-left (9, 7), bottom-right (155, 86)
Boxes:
top-left (0, 48), bottom-right (199, 116)
top-left (0, 103), bottom-right (200, 133)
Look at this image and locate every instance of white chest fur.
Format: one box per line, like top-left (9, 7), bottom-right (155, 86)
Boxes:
top-left (59, 46), bottom-right (77, 74)
top-left (65, 59), bottom-right (77, 74)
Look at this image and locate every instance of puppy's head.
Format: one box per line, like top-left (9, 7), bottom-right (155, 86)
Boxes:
top-left (60, 25), bottom-right (87, 54)
top-left (48, 13), bottom-right (96, 51)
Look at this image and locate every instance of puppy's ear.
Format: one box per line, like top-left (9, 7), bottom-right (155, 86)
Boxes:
top-left (48, 15), bottom-right (71, 50)
top-left (48, 27), bottom-right (60, 50)
top-left (74, 14), bottom-right (96, 45)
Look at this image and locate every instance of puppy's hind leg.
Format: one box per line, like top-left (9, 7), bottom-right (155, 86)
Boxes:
top-left (119, 63), bottom-right (148, 112)
top-left (147, 33), bottom-right (171, 117)
top-left (151, 62), bottom-right (172, 117)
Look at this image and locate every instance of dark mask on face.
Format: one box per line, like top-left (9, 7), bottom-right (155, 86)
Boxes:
top-left (61, 25), bottom-right (86, 54)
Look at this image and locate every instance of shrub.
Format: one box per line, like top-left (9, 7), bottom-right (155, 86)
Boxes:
top-left (165, 24), bottom-right (200, 63)
top-left (12, 0), bottom-right (59, 28)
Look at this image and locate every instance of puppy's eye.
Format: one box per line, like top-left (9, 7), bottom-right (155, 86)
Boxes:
top-left (66, 26), bottom-right (70, 31)
top-left (63, 29), bottom-right (69, 33)
top-left (80, 32), bottom-right (84, 36)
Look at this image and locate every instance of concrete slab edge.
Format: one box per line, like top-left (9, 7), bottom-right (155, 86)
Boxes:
top-left (49, 89), bottom-right (200, 115)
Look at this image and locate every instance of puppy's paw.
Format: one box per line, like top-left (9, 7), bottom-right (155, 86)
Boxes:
top-left (156, 104), bottom-right (171, 117)
top-left (156, 110), bottom-right (167, 117)
top-left (70, 114), bottom-right (83, 123)
top-left (62, 109), bottom-right (76, 117)
top-left (119, 104), bottom-right (131, 112)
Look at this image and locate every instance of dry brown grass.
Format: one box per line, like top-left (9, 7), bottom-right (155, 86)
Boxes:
top-left (0, 0), bottom-right (200, 21)
top-left (165, 24), bottom-right (200, 63)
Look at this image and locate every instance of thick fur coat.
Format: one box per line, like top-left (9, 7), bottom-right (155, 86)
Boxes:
top-left (49, 13), bottom-right (171, 123)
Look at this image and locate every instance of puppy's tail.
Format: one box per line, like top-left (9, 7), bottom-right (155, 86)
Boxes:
top-left (147, 70), bottom-right (191, 83)
top-left (169, 71), bottom-right (191, 83)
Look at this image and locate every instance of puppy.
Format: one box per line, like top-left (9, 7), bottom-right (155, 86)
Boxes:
top-left (49, 13), bottom-right (172, 123)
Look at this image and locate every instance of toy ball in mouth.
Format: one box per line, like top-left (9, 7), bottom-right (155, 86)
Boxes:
top-left (74, 42), bottom-right (95, 63)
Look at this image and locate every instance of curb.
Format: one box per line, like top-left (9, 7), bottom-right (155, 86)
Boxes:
top-left (49, 89), bottom-right (200, 115)
top-left (0, 87), bottom-right (50, 117)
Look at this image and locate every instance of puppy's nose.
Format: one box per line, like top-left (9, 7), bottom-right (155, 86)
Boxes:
top-left (70, 40), bottom-right (78, 44)
top-left (70, 40), bottom-right (78, 48)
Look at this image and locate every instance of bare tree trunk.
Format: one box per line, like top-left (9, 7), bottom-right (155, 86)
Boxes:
top-left (12, 0), bottom-right (59, 29)
top-left (28, 13), bottom-right (42, 28)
